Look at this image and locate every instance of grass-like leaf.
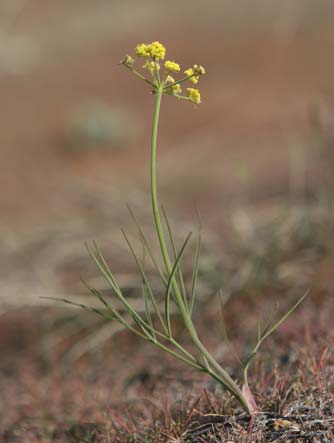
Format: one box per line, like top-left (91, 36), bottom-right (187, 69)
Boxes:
top-left (190, 211), bottom-right (202, 315)
top-left (165, 232), bottom-right (192, 336)
top-left (121, 228), bottom-right (168, 335)
top-left (86, 242), bottom-right (154, 338)
top-left (218, 290), bottom-right (243, 366)
top-left (242, 290), bottom-right (309, 388)
top-left (161, 205), bottom-right (187, 305)
top-left (127, 205), bottom-right (167, 287)
top-left (142, 280), bottom-right (156, 341)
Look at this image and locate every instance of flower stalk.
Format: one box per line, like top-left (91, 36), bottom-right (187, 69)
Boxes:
top-left (149, 83), bottom-right (257, 415)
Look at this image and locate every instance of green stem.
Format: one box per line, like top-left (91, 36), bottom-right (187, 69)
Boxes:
top-left (149, 87), bottom-right (254, 416)
top-left (150, 87), bottom-right (172, 275)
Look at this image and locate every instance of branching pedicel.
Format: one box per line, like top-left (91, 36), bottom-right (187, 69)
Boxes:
top-left (52, 41), bottom-right (307, 416)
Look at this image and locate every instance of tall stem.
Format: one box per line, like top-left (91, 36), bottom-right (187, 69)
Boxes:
top-left (150, 87), bottom-right (173, 274)
top-left (149, 87), bottom-right (254, 416)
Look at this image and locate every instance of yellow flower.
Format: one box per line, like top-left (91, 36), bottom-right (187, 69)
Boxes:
top-left (164, 60), bottom-right (180, 72)
top-left (184, 68), bottom-right (194, 77)
top-left (166, 75), bottom-right (175, 83)
top-left (187, 88), bottom-right (201, 104)
top-left (185, 67), bottom-right (199, 83)
top-left (185, 65), bottom-right (205, 84)
top-left (193, 64), bottom-right (206, 75)
top-left (148, 41), bottom-right (166, 60)
top-left (123, 41), bottom-right (205, 102)
top-left (136, 43), bottom-right (151, 57)
top-left (121, 54), bottom-right (134, 67)
top-left (143, 60), bottom-right (160, 71)
top-left (170, 84), bottom-right (182, 95)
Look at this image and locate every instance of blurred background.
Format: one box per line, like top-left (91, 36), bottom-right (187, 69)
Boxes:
top-left (1, 0), bottom-right (334, 438)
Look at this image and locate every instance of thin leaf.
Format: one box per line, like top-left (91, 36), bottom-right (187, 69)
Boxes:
top-left (86, 242), bottom-right (153, 338)
top-left (243, 291), bottom-right (309, 374)
top-left (80, 279), bottom-right (132, 330)
top-left (85, 242), bottom-right (120, 296)
top-left (261, 302), bottom-right (279, 337)
top-left (190, 210), bottom-right (202, 314)
top-left (42, 297), bottom-right (114, 321)
top-left (154, 338), bottom-right (202, 370)
top-left (218, 290), bottom-right (242, 366)
top-left (81, 277), bottom-right (117, 315)
top-left (161, 205), bottom-right (187, 305)
top-left (262, 291), bottom-right (309, 341)
top-left (121, 228), bottom-right (168, 335)
top-left (142, 280), bottom-right (156, 341)
top-left (165, 232), bottom-right (192, 336)
top-left (127, 205), bottom-right (167, 287)
top-left (257, 318), bottom-right (262, 342)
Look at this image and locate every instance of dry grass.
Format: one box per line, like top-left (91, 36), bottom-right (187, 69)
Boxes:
top-left (106, 336), bottom-right (334, 443)
top-left (1, 281), bottom-right (333, 442)
top-left (2, 186), bottom-right (334, 442)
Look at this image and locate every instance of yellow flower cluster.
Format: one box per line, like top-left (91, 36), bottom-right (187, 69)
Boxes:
top-left (184, 64), bottom-right (206, 84)
top-left (150, 41), bottom-right (166, 60)
top-left (166, 75), bottom-right (175, 83)
top-left (122, 55), bottom-right (134, 67)
top-left (184, 68), bottom-right (197, 84)
top-left (164, 60), bottom-right (180, 72)
top-left (171, 84), bottom-right (182, 95)
top-left (143, 60), bottom-right (160, 72)
top-left (122, 41), bottom-right (205, 105)
top-left (136, 41), bottom-right (166, 60)
top-left (135, 43), bottom-right (151, 58)
top-left (187, 88), bottom-right (201, 104)
top-left (194, 64), bottom-right (206, 75)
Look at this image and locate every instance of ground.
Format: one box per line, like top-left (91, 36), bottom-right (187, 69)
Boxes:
top-left (0, 1), bottom-right (334, 441)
